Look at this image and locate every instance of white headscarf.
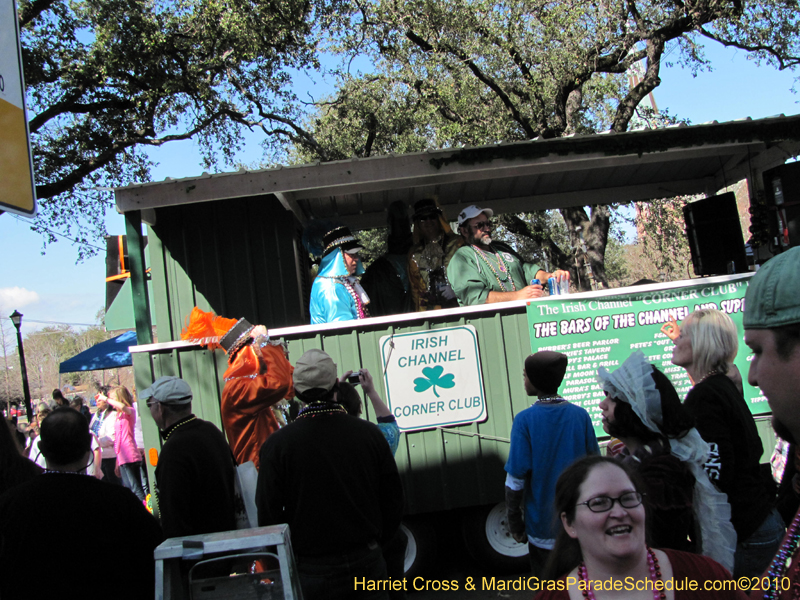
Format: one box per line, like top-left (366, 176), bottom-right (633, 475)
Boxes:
top-left (597, 351), bottom-right (737, 573)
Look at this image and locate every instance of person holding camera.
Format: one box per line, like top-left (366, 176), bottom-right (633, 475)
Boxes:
top-left (339, 368), bottom-right (400, 455)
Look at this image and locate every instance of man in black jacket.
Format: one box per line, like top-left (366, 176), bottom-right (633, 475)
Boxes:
top-left (142, 375), bottom-right (237, 539)
top-left (257, 349), bottom-right (404, 600)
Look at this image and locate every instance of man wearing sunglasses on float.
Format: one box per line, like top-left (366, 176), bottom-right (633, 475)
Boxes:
top-left (447, 205), bottom-right (570, 306)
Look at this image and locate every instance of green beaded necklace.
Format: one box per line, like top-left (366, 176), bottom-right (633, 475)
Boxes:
top-left (471, 244), bottom-right (517, 292)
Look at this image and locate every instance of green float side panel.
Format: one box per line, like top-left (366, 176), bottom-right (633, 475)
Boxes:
top-left (146, 194), bottom-right (305, 344)
top-left (125, 211), bottom-right (153, 345)
top-left (105, 278), bottom-right (158, 332)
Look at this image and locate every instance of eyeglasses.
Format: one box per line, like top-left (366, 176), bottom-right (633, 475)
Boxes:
top-left (576, 491), bottom-right (644, 512)
top-left (418, 214), bottom-right (439, 222)
top-left (471, 221), bottom-right (492, 231)
top-left (146, 400), bottom-right (160, 408)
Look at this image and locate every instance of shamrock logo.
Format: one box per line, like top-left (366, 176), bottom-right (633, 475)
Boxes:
top-left (414, 365), bottom-right (455, 397)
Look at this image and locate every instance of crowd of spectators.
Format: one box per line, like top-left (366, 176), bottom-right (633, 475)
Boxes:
top-left (2, 247), bottom-right (800, 600)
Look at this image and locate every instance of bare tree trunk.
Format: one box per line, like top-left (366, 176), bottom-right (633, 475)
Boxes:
top-left (559, 206), bottom-right (611, 291)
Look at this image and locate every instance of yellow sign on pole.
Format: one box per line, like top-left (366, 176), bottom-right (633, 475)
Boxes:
top-left (0, 0), bottom-right (37, 216)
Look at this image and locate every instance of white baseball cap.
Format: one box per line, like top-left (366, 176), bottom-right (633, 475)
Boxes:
top-left (457, 205), bottom-right (494, 227)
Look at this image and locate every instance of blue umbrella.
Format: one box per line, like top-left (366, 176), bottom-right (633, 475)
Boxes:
top-left (59, 331), bottom-right (137, 373)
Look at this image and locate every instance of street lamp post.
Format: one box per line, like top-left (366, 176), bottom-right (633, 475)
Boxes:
top-left (9, 311), bottom-right (32, 422)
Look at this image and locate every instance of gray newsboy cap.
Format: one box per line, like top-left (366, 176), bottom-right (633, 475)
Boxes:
top-left (139, 376), bottom-right (193, 405)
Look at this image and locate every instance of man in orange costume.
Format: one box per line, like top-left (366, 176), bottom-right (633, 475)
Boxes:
top-left (182, 310), bottom-right (294, 470)
top-left (219, 320), bottom-right (294, 469)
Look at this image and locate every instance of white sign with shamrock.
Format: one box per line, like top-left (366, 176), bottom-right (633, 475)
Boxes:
top-left (379, 325), bottom-right (486, 432)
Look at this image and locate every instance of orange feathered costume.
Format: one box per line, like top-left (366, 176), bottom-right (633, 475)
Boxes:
top-left (181, 308), bottom-right (294, 469)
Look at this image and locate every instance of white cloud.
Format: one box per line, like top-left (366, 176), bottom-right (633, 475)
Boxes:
top-left (0, 287), bottom-right (41, 313)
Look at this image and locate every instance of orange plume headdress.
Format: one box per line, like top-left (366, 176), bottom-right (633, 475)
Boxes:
top-left (180, 307), bottom-right (240, 351)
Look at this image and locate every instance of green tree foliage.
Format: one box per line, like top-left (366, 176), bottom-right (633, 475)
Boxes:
top-left (19, 0), bottom-right (334, 258)
top-left (299, 0), bottom-right (800, 288)
top-left (23, 0), bottom-right (800, 271)
top-left (626, 198), bottom-right (694, 283)
top-left (353, 227), bottom-right (388, 268)
top-left (289, 76), bottom-right (440, 163)
top-left (604, 234), bottom-right (631, 287)
top-left (621, 109), bottom-right (694, 283)
top-left (322, 0), bottom-right (797, 139)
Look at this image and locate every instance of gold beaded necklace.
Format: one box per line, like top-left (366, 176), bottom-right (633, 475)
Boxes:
top-left (470, 244), bottom-right (516, 292)
top-left (163, 416), bottom-right (197, 442)
top-left (697, 369), bottom-right (720, 384)
top-left (297, 402), bottom-right (346, 419)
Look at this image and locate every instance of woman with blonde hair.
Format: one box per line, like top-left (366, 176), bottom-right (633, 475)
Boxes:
top-left (107, 386), bottom-right (146, 501)
top-left (671, 308), bottom-right (782, 578)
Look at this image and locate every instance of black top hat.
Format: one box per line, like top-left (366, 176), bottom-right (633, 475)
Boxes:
top-left (413, 198), bottom-right (443, 220)
top-left (219, 318), bottom-right (255, 356)
top-left (322, 226), bottom-right (363, 257)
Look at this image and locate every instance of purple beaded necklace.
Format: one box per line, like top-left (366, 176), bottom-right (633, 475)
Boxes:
top-left (340, 279), bottom-right (370, 319)
top-left (763, 510), bottom-right (800, 600)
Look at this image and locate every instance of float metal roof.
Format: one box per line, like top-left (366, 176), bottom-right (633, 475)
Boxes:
top-left (115, 114), bottom-right (800, 228)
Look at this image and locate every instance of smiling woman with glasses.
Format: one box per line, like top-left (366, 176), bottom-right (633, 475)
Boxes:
top-left (538, 456), bottom-right (748, 600)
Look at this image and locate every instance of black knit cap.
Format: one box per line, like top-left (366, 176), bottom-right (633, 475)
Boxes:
top-left (413, 198), bottom-right (442, 220)
top-left (525, 351), bottom-right (568, 394)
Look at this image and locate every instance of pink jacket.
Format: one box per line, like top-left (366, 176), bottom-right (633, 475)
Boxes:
top-left (114, 410), bottom-right (140, 465)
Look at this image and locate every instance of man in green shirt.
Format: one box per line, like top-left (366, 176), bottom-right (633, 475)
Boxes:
top-left (447, 205), bottom-right (569, 306)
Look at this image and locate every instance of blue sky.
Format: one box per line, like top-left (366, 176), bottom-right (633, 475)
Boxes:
top-left (0, 41), bottom-right (798, 335)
